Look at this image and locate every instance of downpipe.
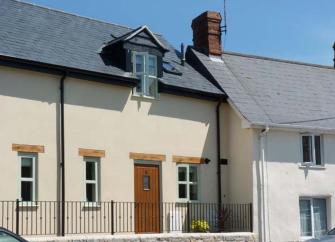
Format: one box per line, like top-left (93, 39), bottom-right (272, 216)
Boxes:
top-left (216, 100), bottom-right (223, 205)
top-left (59, 72), bottom-right (67, 236)
top-left (259, 125), bottom-right (269, 242)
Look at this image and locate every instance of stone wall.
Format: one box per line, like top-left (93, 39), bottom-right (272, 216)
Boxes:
top-left (26, 233), bottom-right (255, 242)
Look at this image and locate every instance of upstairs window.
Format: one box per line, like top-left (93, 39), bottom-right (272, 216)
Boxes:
top-left (301, 134), bottom-right (322, 166)
top-left (133, 52), bottom-right (158, 98)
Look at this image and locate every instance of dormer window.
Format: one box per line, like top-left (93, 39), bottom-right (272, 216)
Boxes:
top-left (133, 51), bottom-right (158, 98)
top-left (100, 25), bottom-right (168, 98)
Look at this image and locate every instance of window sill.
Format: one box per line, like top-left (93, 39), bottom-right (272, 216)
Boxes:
top-left (300, 236), bottom-right (313, 241)
top-left (19, 202), bottom-right (39, 208)
top-left (83, 202), bottom-right (101, 208)
top-left (132, 93), bottom-right (160, 101)
top-left (299, 164), bottom-right (326, 170)
top-left (176, 200), bottom-right (200, 204)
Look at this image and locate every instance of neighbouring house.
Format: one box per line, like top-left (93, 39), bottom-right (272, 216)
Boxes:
top-left (0, 1), bottom-right (334, 242)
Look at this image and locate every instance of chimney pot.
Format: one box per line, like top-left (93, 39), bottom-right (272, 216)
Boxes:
top-left (191, 11), bottom-right (222, 56)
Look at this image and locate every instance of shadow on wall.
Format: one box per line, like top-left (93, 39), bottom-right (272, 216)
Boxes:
top-left (64, 77), bottom-right (129, 112)
top-left (0, 68), bottom-right (60, 105)
top-left (148, 94), bottom-right (212, 124)
top-left (0, 69), bottom-right (129, 112)
top-left (148, 94), bottom-right (218, 203)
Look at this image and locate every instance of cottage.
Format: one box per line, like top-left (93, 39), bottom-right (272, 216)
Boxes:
top-left (1, 0), bottom-right (335, 241)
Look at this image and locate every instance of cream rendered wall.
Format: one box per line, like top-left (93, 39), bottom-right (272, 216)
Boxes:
top-left (252, 130), bottom-right (335, 242)
top-left (0, 66), bottom-right (59, 200)
top-left (220, 104), bottom-right (254, 204)
top-left (0, 65), bottom-right (219, 203)
top-left (64, 77), bottom-right (218, 203)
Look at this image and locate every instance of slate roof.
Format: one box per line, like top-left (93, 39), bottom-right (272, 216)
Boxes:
top-left (0, 0), bottom-right (223, 97)
top-left (190, 48), bottom-right (335, 131)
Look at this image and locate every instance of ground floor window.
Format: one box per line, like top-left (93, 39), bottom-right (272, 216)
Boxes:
top-left (177, 164), bottom-right (199, 201)
top-left (19, 153), bottom-right (37, 201)
top-left (84, 157), bottom-right (100, 202)
top-left (299, 198), bottom-right (327, 238)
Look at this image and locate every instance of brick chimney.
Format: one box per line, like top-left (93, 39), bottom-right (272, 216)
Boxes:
top-left (192, 11), bottom-right (222, 56)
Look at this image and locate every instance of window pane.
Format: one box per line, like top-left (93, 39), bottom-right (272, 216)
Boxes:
top-left (136, 74), bottom-right (143, 93)
top-left (143, 175), bottom-right (150, 191)
top-left (313, 199), bottom-right (327, 238)
top-left (21, 181), bottom-right (33, 201)
top-left (86, 184), bottom-right (96, 202)
top-left (300, 199), bottom-right (312, 236)
top-left (135, 54), bottom-right (144, 73)
top-left (190, 184), bottom-right (198, 201)
top-left (315, 136), bottom-right (322, 165)
top-left (302, 136), bottom-right (312, 163)
top-left (189, 166), bottom-right (198, 182)
top-left (148, 56), bottom-right (156, 76)
top-left (21, 157), bottom-right (33, 178)
top-left (86, 162), bottom-right (96, 181)
top-left (145, 77), bottom-right (157, 97)
top-left (178, 167), bottom-right (187, 182)
top-left (178, 184), bottom-right (187, 199)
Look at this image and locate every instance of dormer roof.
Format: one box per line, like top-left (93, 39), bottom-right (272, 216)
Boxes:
top-left (101, 25), bottom-right (169, 53)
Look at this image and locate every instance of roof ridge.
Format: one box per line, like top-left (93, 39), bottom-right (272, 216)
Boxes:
top-left (13, 0), bottom-right (163, 36)
top-left (223, 50), bottom-right (335, 71)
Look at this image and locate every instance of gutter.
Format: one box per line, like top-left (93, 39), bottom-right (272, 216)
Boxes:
top-left (158, 81), bottom-right (226, 101)
top-left (250, 122), bottom-right (335, 135)
top-left (0, 55), bottom-right (138, 87)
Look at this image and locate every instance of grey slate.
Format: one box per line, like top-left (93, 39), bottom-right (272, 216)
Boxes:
top-left (0, 0), bottom-right (222, 96)
top-left (191, 48), bottom-right (335, 131)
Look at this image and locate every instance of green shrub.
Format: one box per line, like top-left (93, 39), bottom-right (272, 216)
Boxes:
top-left (191, 219), bottom-right (209, 232)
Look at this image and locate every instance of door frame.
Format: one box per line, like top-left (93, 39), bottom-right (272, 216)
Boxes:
top-left (134, 160), bottom-right (162, 233)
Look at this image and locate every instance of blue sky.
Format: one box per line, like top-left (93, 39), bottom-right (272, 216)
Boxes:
top-left (24, 0), bottom-right (335, 65)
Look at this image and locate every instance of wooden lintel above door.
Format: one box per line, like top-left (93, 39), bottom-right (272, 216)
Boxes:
top-left (129, 152), bottom-right (166, 161)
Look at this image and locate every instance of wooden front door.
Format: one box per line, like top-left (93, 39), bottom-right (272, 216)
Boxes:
top-left (134, 164), bottom-right (160, 233)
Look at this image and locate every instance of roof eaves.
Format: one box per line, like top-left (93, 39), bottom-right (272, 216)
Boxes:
top-left (249, 122), bottom-right (335, 134)
top-left (0, 54), bottom-right (138, 87)
top-left (159, 81), bottom-right (226, 101)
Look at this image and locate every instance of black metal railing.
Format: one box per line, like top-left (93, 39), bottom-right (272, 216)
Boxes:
top-left (0, 201), bottom-right (252, 236)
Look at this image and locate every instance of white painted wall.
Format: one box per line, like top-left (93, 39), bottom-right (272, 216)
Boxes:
top-left (253, 129), bottom-right (335, 242)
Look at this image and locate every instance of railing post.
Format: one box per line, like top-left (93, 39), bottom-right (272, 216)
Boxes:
top-left (111, 200), bottom-right (114, 235)
top-left (249, 203), bottom-right (253, 232)
top-left (186, 202), bottom-right (190, 233)
top-left (15, 199), bottom-right (19, 235)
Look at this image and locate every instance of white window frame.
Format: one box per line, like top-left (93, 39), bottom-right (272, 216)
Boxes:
top-left (300, 134), bottom-right (323, 166)
top-left (84, 157), bottom-right (100, 203)
top-left (177, 164), bottom-right (199, 202)
top-left (18, 153), bottom-right (37, 202)
top-left (299, 197), bottom-right (328, 240)
top-left (132, 51), bottom-right (158, 99)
